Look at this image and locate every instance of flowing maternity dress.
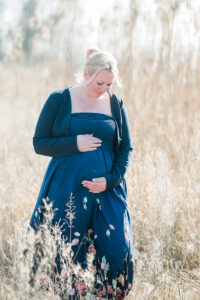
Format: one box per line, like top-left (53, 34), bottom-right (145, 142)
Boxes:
top-left (30, 96), bottom-right (134, 299)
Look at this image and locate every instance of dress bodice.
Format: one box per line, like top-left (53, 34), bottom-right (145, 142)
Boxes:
top-left (69, 112), bottom-right (117, 151)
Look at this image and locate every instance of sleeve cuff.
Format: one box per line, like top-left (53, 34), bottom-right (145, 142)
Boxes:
top-left (104, 173), bottom-right (121, 191)
top-left (70, 135), bottom-right (79, 154)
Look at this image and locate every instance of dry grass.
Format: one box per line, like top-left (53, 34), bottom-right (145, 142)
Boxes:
top-left (0, 60), bottom-right (199, 299)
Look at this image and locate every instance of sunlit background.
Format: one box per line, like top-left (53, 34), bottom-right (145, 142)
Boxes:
top-left (0, 0), bottom-right (200, 299)
top-left (1, 0), bottom-right (199, 64)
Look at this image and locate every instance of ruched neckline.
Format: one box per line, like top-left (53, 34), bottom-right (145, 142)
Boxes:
top-left (71, 112), bottom-right (114, 120)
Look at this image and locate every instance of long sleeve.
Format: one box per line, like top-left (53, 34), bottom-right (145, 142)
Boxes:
top-left (104, 100), bottom-right (133, 190)
top-left (33, 92), bottom-right (79, 157)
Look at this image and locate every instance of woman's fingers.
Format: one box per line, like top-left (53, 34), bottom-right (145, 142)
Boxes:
top-left (89, 139), bottom-right (102, 147)
top-left (86, 138), bottom-right (102, 151)
top-left (88, 143), bottom-right (101, 148)
top-left (82, 178), bottom-right (106, 193)
top-left (92, 177), bottom-right (105, 182)
top-left (77, 134), bottom-right (102, 152)
top-left (88, 135), bottom-right (102, 143)
top-left (85, 187), bottom-right (104, 193)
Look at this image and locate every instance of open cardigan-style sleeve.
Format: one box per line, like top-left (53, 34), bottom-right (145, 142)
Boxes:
top-left (33, 92), bottom-right (79, 157)
top-left (104, 100), bottom-right (133, 190)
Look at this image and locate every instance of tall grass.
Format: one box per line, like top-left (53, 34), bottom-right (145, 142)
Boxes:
top-left (0, 195), bottom-right (96, 299)
top-left (0, 47), bottom-right (199, 300)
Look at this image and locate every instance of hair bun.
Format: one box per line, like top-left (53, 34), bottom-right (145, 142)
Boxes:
top-left (86, 47), bottom-right (101, 59)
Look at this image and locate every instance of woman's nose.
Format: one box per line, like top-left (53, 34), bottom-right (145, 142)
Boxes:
top-left (102, 86), bottom-right (109, 93)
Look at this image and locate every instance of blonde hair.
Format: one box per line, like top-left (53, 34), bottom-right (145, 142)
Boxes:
top-left (83, 47), bottom-right (121, 87)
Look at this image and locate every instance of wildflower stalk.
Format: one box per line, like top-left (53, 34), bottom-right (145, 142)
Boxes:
top-left (65, 192), bottom-right (76, 244)
top-left (17, 194), bottom-right (96, 299)
top-left (72, 234), bottom-right (86, 263)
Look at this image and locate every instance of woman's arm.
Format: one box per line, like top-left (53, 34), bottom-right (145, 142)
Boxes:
top-left (104, 100), bottom-right (134, 190)
top-left (33, 91), bottom-right (79, 157)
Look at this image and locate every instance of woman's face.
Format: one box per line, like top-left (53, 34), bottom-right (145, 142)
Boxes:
top-left (84, 69), bottom-right (114, 97)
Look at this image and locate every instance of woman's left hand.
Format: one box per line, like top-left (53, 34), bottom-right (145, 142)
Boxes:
top-left (81, 177), bottom-right (106, 193)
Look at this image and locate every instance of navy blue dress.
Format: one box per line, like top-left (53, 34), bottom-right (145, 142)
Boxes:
top-left (30, 112), bottom-right (134, 298)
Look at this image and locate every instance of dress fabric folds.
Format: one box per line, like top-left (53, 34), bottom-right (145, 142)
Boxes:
top-left (30, 112), bottom-right (134, 299)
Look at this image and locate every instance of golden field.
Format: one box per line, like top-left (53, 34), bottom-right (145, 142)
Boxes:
top-left (0, 58), bottom-right (199, 300)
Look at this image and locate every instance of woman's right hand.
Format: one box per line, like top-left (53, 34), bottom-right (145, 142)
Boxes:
top-left (77, 134), bottom-right (102, 152)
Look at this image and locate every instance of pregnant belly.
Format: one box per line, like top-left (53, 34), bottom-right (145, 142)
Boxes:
top-left (79, 147), bottom-right (114, 180)
top-left (51, 147), bottom-right (115, 186)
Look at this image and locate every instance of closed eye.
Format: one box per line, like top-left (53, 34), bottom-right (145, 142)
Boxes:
top-left (97, 82), bottom-right (112, 86)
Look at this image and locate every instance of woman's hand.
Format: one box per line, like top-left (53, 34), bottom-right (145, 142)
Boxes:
top-left (81, 177), bottom-right (106, 193)
top-left (77, 134), bottom-right (102, 152)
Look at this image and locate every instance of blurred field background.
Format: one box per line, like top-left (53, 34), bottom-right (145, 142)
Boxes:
top-left (0, 0), bottom-right (200, 299)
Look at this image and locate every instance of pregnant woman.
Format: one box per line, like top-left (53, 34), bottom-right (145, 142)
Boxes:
top-left (29, 48), bottom-right (134, 299)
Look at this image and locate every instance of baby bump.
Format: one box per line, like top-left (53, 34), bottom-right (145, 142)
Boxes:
top-left (51, 147), bottom-right (115, 186)
top-left (79, 147), bottom-right (114, 180)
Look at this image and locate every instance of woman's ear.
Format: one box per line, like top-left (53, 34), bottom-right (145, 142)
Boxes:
top-left (83, 69), bottom-right (89, 80)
